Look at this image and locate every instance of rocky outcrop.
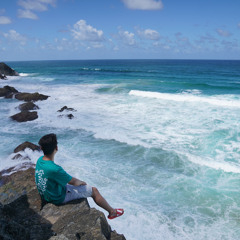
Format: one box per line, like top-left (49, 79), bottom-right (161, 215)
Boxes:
top-left (58, 106), bottom-right (76, 119)
top-left (10, 111), bottom-right (38, 122)
top-left (0, 167), bottom-right (126, 240)
top-left (57, 106), bottom-right (76, 112)
top-left (18, 102), bottom-right (39, 111)
top-left (0, 85), bottom-right (19, 98)
top-left (0, 62), bottom-right (19, 76)
top-left (0, 85), bottom-right (48, 122)
top-left (15, 92), bottom-right (49, 102)
top-left (14, 141), bottom-right (41, 153)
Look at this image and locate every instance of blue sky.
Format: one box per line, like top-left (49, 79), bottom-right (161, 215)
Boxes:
top-left (0, 0), bottom-right (240, 61)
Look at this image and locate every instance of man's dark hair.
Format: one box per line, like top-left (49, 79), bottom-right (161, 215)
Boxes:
top-left (38, 133), bottom-right (58, 155)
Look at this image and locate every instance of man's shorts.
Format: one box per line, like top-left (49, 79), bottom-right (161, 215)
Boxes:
top-left (63, 184), bottom-right (93, 203)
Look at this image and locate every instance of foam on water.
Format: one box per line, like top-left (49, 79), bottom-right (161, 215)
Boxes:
top-left (1, 60), bottom-right (240, 240)
top-left (129, 90), bottom-right (240, 108)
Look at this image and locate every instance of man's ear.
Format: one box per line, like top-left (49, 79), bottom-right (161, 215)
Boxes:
top-left (56, 145), bottom-right (58, 151)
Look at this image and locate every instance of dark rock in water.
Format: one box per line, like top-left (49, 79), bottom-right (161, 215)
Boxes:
top-left (67, 114), bottom-right (74, 119)
top-left (15, 92), bottom-right (49, 102)
top-left (0, 62), bottom-right (19, 76)
top-left (11, 111), bottom-right (38, 122)
top-left (57, 106), bottom-right (76, 112)
top-left (58, 114), bottom-right (74, 119)
top-left (0, 73), bottom-right (7, 80)
top-left (18, 102), bottom-right (39, 111)
top-left (14, 141), bottom-right (40, 153)
top-left (0, 85), bottom-right (19, 97)
top-left (0, 167), bottom-right (126, 240)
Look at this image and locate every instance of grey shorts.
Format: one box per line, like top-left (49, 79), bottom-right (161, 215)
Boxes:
top-left (63, 184), bottom-right (93, 203)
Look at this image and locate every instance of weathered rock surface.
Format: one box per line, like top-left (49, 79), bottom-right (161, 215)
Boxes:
top-left (10, 111), bottom-right (38, 122)
top-left (15, 92), bottom-right (49, 102)
top-left (0, 85), bottom-right (19, 97)
top-left (0, 62), bottom-right (19, 76)
top-left (14, 141), bottom-right (41, 153)
top-left (0, 167), bottom-right (126, 240)
top-left (18, 102), bottom-right (39, 111)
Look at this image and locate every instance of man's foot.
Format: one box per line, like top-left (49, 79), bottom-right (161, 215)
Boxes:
top-left (108, 209), bottom-right (124, 219)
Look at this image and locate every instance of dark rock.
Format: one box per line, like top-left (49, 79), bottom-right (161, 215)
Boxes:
top-left (11, 111), bottom-right (38, 122)
top-left (0, 62), bottom-right (19, 76)
top-left (18, 102), bottom-right (39, 111)
top-left (15, 92), bottom-right (49, 102)
top-left (58, 114), bottom-right (74, 119)
top-left (67, 114), bottom-right (74, 119)
top-left (0, 73), bottom-right (7, 80)
top-left (57, 106), bottom-right (76, 112)
top-left (0, 85), bottom-right (19, 97)
top-left (0, 167), bottom-right (126, 240)
top-left (14, 141), bottom-right (40, 153)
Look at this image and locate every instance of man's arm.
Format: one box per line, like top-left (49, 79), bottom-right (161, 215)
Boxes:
top-left (68, 177), bottom-right (87, 186)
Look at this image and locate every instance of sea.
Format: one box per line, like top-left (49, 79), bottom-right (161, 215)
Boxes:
top-left (0, 59), bottom-right (240, 240)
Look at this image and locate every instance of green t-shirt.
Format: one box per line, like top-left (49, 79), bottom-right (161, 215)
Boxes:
top-left (35, 156), bottom-right (72, 205)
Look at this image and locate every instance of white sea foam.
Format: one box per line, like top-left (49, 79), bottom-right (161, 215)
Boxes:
top-left (129, 90), bottom-right (240, 108)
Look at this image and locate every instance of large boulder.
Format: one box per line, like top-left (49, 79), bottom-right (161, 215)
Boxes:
top-left (10, 111), bottom-right (38, 122)
top-left (0, 167), bottom-right (126, 240)
top-left (0, 62), bottom-right (19, 76)
top-left (0, 85), bottom-right (19, 97)
top-left (18, 102), bottom-right (39, 111)
top-left (15, 92), bottom-right (49, 102)
top-left (14, 141), bottom-right (40, 153)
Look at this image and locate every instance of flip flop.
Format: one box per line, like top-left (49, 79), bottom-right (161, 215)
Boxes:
top-left (108, 209), bottom-right (124, 219)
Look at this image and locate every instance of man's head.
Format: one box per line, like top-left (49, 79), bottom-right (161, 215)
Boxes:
top-left (38, 133), bottom-right (58, 156)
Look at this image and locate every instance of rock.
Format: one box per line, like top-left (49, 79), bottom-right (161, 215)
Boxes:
top-left (15, 92), bottom-right (49, 102)
top-left (0, 62), bottom-right (19, 76)
top-left (67, 114), bottom-right (74, 119)
top-left (14, 141), bottom-right (41, 153)
top-left (57, 106), bottom-right (76, 112)
top-left (0, 73), bottom-right (7, 80)
top-left (0, 167), bottom-right (126, 240)
top-left (0, 85), bottom-right (19, 97)
top-left (10, 111), bottom-right (38, 122)
top-left (18, 102), bottom-right (39, 111)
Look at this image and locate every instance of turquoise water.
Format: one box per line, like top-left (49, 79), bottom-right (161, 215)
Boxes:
top-left (1, 60), bottom-right (240, 239)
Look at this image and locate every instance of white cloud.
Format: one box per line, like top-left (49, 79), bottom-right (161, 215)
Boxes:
top-left (118, 30), bottom-right (136, 46)
top-left (137, 29), bottom-right (160, 40)
top-left (18, 9), bottom-right (38, 19)
top-left (0, 16), bottom-right (11, 24)
top-left (122, 0), bottom-right (163, 10)
top-left (216, 29), bottom-right (231, 37)
top-left (18, 0), bottom-right (56, 19)
top-left (3, 30), bottom-right (27, 45)
top-left (71, 20), bottom-right (104, 42)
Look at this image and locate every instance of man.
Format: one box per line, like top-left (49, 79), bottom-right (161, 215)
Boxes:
top-left (35, 133), bottom-right (124, 220)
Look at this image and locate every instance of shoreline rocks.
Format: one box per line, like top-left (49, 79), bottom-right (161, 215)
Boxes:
top-left (0, 167), bottom-right (126, 240)
top-left (0, 62), bottom-right (19, 78)
top-left (11, 111), bottom-right (38, 122)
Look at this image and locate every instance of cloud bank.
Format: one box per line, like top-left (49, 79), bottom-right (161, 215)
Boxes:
top-left (71, 20), bottom-right (104, 42)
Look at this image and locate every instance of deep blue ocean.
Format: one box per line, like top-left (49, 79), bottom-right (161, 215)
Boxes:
top-left (1, 59), bottom-right (240, 239)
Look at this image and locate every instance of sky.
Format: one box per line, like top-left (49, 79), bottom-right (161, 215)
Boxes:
top-left (0, 0), bottom-right (240, 61)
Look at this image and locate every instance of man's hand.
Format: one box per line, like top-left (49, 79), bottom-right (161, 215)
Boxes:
top-left (68, 177), bottom-right (87, 186)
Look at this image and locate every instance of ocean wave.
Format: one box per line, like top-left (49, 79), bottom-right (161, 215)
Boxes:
top-left (129, 90), bottom-right (240, 108)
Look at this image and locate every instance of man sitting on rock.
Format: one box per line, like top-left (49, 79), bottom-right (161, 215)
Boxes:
top-left (35, 133), bottom-right (124, 220)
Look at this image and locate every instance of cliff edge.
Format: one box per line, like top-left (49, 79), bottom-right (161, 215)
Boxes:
top-left (0, 166), bottom-right (126, 240)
